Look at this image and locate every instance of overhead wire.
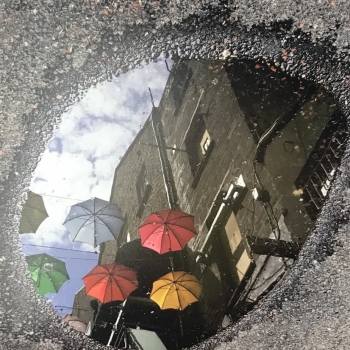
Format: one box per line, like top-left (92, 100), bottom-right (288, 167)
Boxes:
top-left (23, 192), bottom-right (85, 202)
top-left (55, 305), bottom-right (95, 312)
top-left (24, 253), bottom-right (97, 261)
top-left (22, 243), bottom-right (98, 254)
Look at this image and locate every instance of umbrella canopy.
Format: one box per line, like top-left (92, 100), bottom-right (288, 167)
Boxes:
top-left (62, 314), bottom-right (87, 333)
top-left (150, 271), bottom-right (202, 311)
top-left (25, 253), bottom-right (70, 296)
top-left (63, 197), bottom-right (124, 248)
top-left (19, 191), bottom-right (48, 234)
top-left (83, 263), bottom-right (138, 303)
top-left (138, 209), bottom-right (196, 254)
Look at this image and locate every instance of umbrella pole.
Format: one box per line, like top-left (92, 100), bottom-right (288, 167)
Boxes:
top-left (93, 198), bottom-right (96, 248)
top-left (169, 255), bottom-right (174, 271)
top-left (179, 313), bottom-right (184, 338)
top-left (107, 299), bottom-right (127, 346)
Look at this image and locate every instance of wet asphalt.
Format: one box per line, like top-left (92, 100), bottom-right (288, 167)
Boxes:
top-left (1, 1), bottom-right (350, 349)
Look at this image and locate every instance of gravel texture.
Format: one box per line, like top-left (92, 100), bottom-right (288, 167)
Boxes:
top-left (1, 1), bottom-right (350, 349)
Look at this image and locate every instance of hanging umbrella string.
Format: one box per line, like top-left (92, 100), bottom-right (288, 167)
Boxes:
top-left (22, 243), bottom-right (98, 254)
top-left (50, 255), bottom-right (98, 261)
top-left (54, 305), bottom-right (96, 312)
top-left (36, 254), bottom-right (44, 288)
top-left (25, 253), bottom-right (97, 261)
top-left (94, 199), bottom-right (96, 248)
top-left (30, 193), bottom-right (86, 202)
top-left (22, 243), bottom-right (159, 259)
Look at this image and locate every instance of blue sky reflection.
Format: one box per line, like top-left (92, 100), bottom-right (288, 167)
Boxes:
top-left (20, 59), bottom-right (171, 316)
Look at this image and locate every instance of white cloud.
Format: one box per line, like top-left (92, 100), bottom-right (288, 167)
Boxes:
top-left (27, 59), bottom-right (170, 250)
top-left (22, 59), bottom-right (171, 312)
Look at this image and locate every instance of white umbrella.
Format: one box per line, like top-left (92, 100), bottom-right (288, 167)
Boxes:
top-left (63, 197), bottom-right (124, 248)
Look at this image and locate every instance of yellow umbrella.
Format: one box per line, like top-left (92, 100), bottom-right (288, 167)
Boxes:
top-left (150, 271), bottom-right (202, 311)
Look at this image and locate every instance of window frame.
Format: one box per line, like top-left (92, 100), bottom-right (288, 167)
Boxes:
top-left (184, 114), bottom-right (215, 188)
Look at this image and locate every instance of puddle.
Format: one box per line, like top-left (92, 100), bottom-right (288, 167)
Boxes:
top-left (20, 58), bottom-right (347, 349)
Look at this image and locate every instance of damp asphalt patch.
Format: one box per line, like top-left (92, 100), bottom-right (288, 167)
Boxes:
top-left (1, 1), bottom-right (350, 349)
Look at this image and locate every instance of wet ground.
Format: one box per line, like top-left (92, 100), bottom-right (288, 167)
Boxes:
top-left (2, 1), bottom-right (350, 349)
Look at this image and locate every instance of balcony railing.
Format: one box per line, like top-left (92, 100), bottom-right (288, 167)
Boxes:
top-left (295, 117), bottom-right (348, 220)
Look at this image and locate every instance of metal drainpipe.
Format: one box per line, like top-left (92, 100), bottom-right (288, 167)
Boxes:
top-left (150, 107), bottom-right (179, 210)
top-left (150, 107), bottom-right (183, 274)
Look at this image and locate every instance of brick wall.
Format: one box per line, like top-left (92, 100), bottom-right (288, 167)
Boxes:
top-left (71, 287), bottom-right (96, 325)
top-left (96, 58), bottom-right (335, 336)
top-left (99, 118), bottom-right (170, 265)
top-left (155, 59), bottom-right (334, 330)
top-left (158, 60), bottom-right (287, 249)
top-left (156, 59), bottom-right (286, 330)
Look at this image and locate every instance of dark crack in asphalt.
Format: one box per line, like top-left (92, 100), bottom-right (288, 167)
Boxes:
top-left (1, 1), bottom-right (350, 349)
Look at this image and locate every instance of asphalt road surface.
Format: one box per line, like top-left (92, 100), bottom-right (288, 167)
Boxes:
top-left (1, 1), bottom-right (350, 349)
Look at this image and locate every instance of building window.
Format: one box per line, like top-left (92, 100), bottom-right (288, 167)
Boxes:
top-left (224, 212), bottom-right (251, 282)
top-left (200, 130), bottom-right (211, 154)
top-left (184, 114), bottom-right (215, 188)
top-left (136, 163), bottom-right (152, 218)
top-left (136, 163), bottom-right (148, 205)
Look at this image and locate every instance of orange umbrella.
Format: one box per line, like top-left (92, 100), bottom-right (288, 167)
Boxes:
top-left (83, 263), bottom-right (138, 303)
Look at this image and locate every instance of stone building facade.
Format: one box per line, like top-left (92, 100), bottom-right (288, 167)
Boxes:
top-left (73, 59), bottom-right (346, 348)
top-left (153, 58), bottom-right (342, 330)
top-left (98, 117), bottom-right (170, 266)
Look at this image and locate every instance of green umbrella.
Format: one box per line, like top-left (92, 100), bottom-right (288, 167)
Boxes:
top-left (19, 191), bottom-right (49, 234)
top-left (25, 253), bottom-right (70, 296)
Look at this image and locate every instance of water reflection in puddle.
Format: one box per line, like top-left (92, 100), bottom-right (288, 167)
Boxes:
top-left (20, 58), bottom-right (347, 349)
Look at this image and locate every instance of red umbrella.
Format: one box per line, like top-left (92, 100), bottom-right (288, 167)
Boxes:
top-left (82, 263), bottom-right (138, 303)
top-left (138, 209), bottom-right (196, 254)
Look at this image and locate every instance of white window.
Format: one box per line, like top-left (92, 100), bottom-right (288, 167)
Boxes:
top-left (200, 129), bottom-right (211, 154)
top-left (235, 174), bottom-right (246, 188)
